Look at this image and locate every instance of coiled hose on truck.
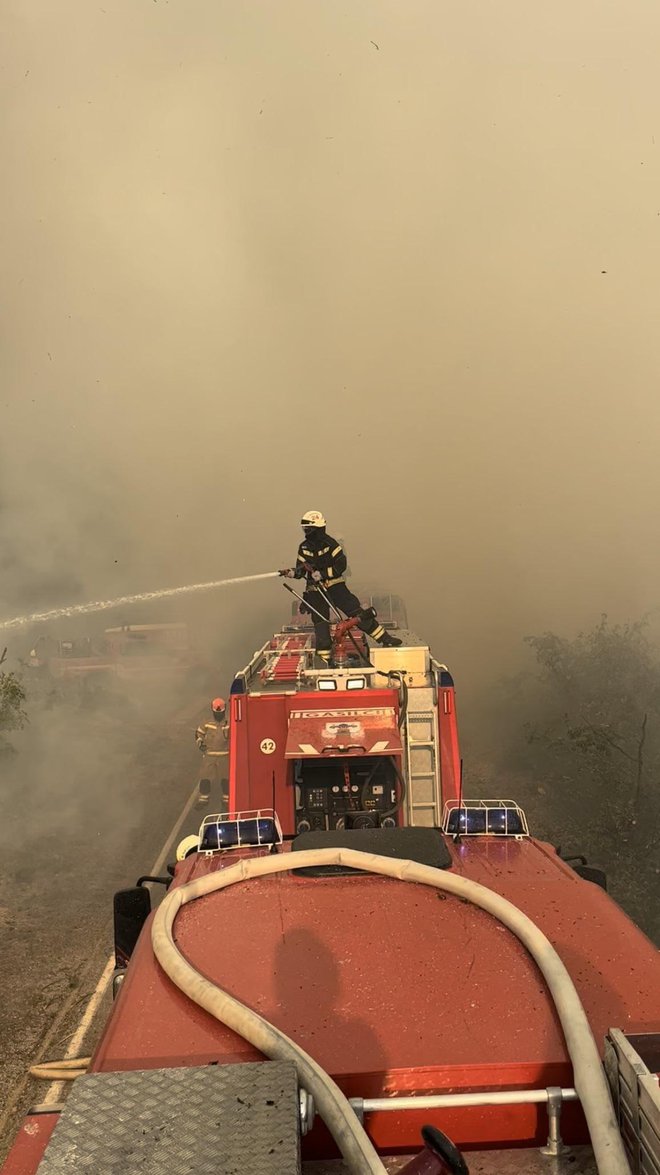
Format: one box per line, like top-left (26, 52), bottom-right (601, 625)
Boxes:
top-left (151, 848), bottom-right (631, 1175)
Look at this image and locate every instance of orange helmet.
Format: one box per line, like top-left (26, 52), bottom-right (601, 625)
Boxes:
top-left (211, 697), bottom-right (226, 718)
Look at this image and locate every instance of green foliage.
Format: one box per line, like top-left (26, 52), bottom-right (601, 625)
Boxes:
top-left (0, 669), bottom-right (28, 750)
top-left (487, 614), bottom-right (660, 943)
top-left (521, 616), bottom-right (660, 818)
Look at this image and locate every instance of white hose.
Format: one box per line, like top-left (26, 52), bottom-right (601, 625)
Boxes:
top-left (151, 848), bottom-right (631, 1175)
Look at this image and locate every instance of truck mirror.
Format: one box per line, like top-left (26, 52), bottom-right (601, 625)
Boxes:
top-left (113, 887), bottom-right (151, 968)
top-left (573, 863), bottom-right (607, 891)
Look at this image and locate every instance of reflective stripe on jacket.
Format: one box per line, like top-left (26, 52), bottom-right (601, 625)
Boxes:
top-left (294, 532), bottom-right (347, 587)
top-left (195, 722), bottom-right (228, 754)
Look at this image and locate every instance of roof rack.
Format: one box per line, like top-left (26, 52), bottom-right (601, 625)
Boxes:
top-left (442, 799), bottom-right (530, 837)
top-left (198, 809), bottom-right (283, 855)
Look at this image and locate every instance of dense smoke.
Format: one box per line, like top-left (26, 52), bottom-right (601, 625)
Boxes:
top-left (3, 0), bottom-right (660, 695)
top-left (3, 0), bottom-right (660, 868)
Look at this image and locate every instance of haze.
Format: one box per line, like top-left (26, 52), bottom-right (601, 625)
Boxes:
top-left (2, 0), bottom-right (660, 693)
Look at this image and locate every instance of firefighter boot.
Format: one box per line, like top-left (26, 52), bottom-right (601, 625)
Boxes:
top-left (378, 630), bottom-right (402, 648)
top-left (358, 606), bottom-right (402, 648)
top-left (197, 778), bottom-right (212, 806)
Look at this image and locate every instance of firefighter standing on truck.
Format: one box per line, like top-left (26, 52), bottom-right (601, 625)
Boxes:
top-left (279, 511), bottom-right (402, 662)
top-left (195, 697), bottom-right (229, 807)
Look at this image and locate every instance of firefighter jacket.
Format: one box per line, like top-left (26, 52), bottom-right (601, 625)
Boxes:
top-left (195, 721), bottom-right (228, 756)
top-left (295, 532), bottom-right (347, 587)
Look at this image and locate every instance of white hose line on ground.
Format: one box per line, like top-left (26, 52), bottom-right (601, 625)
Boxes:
top-left (29, 1058), bottom-right (91, 1082)
top-left (151, 848), bottom-right (631, 1175)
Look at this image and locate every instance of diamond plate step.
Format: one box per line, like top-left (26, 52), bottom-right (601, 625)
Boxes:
top-left (36, 1062), bottom-right (301, 1174)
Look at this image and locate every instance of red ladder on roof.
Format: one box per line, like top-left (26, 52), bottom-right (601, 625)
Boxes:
top-left (260, 634), bottom-right (309, 682)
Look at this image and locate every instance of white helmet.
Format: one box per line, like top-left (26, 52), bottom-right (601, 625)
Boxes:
top-left (301, 510), bottom-right (326, 528)
top-left (176, 834), bottom-right (200, 861)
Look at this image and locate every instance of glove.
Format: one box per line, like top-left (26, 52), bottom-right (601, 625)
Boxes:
top-left (311, 569), bottom-right (323, 583)
top-left (278, 568), bottom-right (294, 578)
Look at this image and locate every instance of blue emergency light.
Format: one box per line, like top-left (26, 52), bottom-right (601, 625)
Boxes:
top-left (443, 800), bottom-right (529, 837)
top-left (199, 810), bottom-right (282, 853)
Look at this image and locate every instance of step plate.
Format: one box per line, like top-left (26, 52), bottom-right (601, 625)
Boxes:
top-left (36, 1062), bottom-right (301, 1175)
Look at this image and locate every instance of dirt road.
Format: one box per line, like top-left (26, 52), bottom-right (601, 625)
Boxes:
top-left (0, 686), bottom-right (211, 1161)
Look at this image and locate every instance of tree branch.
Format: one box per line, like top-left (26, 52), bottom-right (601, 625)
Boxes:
top-left (634, 713), bottom-right (647, 808)
top-left (581, 718), bottom-right (637, 763)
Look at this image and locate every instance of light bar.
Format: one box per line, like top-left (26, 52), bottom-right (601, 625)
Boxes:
top-left (318, 678), bottom-right (337, 691)
top-left (199, 808), bottom-right (283, 853)
top-left (442, 799), bottom-right (529, 837)
top-left (346, 676), bottom-right (366, 690)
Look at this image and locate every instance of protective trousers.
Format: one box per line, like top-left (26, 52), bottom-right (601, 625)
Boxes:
top-left (196, 721), bottom-right (229, 806)
top-left (303, 582), bottom-right (387, 656)
top-left (198, 753), bottom-right (229, 806)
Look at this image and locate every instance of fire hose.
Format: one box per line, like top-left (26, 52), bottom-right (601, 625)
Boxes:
top-left (29, 1057), bottom-right (90, 1081)
top-left (151, 848), bottom-right (631, 1175)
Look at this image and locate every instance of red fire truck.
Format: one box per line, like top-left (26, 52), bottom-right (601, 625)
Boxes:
top-left (4, 613), bottom-right (660, 1174)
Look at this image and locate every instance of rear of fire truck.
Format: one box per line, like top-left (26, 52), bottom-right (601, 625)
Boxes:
top-left (225, 624), bottom-right (462, 834)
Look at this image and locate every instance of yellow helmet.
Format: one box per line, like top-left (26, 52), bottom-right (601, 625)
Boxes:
top-left (176, 834), bottom-right (200, 861)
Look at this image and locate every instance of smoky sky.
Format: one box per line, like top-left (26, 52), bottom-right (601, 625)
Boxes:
top-left (2, 0), bottom-right (660, 689)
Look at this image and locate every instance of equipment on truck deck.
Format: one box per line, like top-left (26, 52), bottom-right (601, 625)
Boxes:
top-left (285, 589), bottom-right (408, 635)
top-left (313, 578), bottom-right (402, 651)
top-left (283, 581), bottom-right (370, 667)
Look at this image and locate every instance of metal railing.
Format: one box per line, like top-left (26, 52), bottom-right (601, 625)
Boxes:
top-left (346, 1086), bottom-right (577, 1156)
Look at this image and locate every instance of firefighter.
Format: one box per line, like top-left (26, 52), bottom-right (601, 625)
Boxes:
top-left (279, 511), bottom-right (402, 662)
top-left (195, 697), bottom-right (229, 807)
